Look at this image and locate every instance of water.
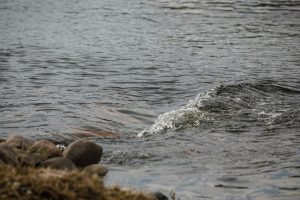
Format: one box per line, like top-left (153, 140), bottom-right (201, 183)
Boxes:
top-left (1, 0), bottom-right (300, 199)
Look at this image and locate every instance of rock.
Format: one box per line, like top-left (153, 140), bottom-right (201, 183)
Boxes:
top-left (153, 192), bottom-right (169, 200)
top-left (83, 164), bottom-right (109, 177)
top-left (0, 144), bottom-right (18, 165)
top-left (17, 152), bottom-right (43, 166)
top-left (63, 140), bottom-right (103, 168)
top-left (5, 135), bottom-right (34, 150)
top-left (27, 140), bottom-right (62, 160)
top-left (0, 138), bottom-right (6, 143)
top-left (72, 128), bottom-right (121, 139)
top-left (40, 157), bottom-right (76, 170)
top-left (145, 192), bottom-right (169, 200)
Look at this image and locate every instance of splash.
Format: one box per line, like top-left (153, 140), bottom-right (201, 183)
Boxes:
top-left (138, 82), bottom-right (298, 137)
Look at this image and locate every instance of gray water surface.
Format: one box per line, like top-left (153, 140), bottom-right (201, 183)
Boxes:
top-left (1, 0), bottom-right (300, 199)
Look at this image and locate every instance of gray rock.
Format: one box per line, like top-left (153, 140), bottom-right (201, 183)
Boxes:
top-left (63, 140), bottom-right (103, 168)
top-left (27, 140), bottom-right (62, 160)
top-left (5, 135), bottom-right (34, 150)
top-left (83, 164), bottom-right (109, 177)
top-left (0, 144), bottom-right (18, 165)
top-left (40, 157), bottom-right (76, 170)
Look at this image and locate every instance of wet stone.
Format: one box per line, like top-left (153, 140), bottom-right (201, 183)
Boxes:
top-left (0, 144), bottom-right (18, 165)
top-left (153, 192), bottom-right (169, 200)
top-left (63, 140), bottom-right (103, 168)
top-left (27, 140), bottom-right (62, 160)
top-left (5, 135), bottom-right (34, 150)
top-left (40, 157), bottom-right (76, 170)
top-left (83, 164), bottom-right (109, 177)
top-left (145, 192), bottom-right (169, 200)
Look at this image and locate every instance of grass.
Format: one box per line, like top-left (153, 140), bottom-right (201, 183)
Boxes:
top-left (0, 164), bottom-right (156, 200)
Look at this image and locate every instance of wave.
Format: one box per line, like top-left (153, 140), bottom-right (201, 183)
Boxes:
top-left (138, 81), bottom-right (299, 137)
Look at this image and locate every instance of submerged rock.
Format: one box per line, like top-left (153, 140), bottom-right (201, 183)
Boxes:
top-left (27, 140), bottom-right (62, 160)
top-left (63, 140), bottom-right (103, 168)
top-left (40, 157), bottom-right (76, 170)
top-left (72, 128), bottom-right (121, 139)
top-left (0, 144), bottom-right (18, 165)
top-left (5, 135), bottom-right (34, 150)
top-left (83, 164), bottom-right (109, 177)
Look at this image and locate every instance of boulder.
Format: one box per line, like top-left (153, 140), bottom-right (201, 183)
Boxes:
top-left (63, 140), bottom-right (103, 168)
top-left (27, 140), bottom-right (62, 160)
top-left (5, 135), bottom-right (34, 150)
top-left (83, 164), bottom-right (109, 177)
top-left (0, 144), bottom-right (18, 165)
top-left (40, 157), bottom-right (76, 170)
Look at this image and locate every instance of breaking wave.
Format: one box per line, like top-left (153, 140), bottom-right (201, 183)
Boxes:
top-left (138, 81), bottom-right (300, 137)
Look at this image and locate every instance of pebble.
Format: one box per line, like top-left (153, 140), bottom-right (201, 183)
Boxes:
top-left (63, 140), bottom-right (103, 168)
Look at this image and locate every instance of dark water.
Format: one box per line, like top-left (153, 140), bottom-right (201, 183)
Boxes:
top-left (1, 0), bottom-right (300, 199)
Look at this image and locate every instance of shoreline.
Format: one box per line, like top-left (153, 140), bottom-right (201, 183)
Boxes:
top-left (0, 135), bottom-right (171, 200)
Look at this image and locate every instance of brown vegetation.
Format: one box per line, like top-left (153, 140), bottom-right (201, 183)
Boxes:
top-left (0, 164), bottom-right (156, 200)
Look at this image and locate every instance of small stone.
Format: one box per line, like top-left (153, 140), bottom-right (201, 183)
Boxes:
top-left (5, 135), bottom-right (34, 150)
top-left (63, 140), bottom-right (103, 168)
top-left (83, 164), bottom-right (109, 177)
top-left (153, 192), bottom-right (169, 200)
top-left (27, 140), bottom-right (62, 160)
top-left (145, 192), bottom-right (169, 200)
top-left (40, 157), bottom-right (76, 170)
top-left (0, 144), bottom-right (18, 165)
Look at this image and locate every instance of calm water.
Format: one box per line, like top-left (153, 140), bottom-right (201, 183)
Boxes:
top-left (1, 0), bottom-right (300, 199)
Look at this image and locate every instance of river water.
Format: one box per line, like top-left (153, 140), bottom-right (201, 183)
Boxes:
top-left (1, 0), bottom-right (300, 199)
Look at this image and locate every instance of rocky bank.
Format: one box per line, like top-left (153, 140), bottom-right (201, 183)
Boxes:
top-left (0, 135), bottom-right (170, 200)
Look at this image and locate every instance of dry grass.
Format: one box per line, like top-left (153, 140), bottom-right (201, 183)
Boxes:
top-left (0, 164), bottom-right (156, 200)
